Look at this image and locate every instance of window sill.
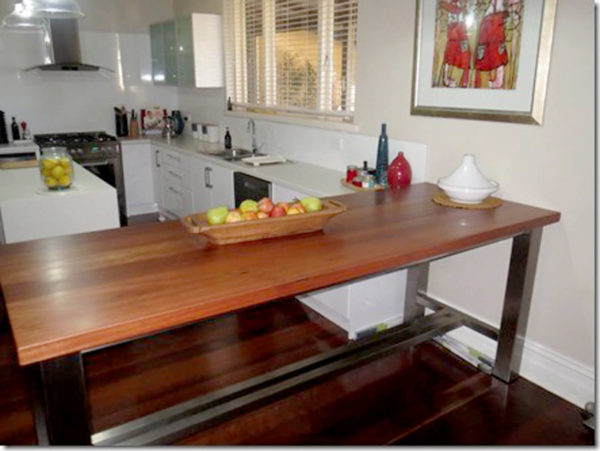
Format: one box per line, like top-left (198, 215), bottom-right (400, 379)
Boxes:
top-left (223, 110), bottom-right (360, 133)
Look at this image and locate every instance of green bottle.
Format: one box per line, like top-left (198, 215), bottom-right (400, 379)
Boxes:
top-left (375, 123), bottom-right (389, 187)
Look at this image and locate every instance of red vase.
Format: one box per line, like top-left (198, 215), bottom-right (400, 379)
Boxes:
top-left (387, 152), bottom-right (412, 189)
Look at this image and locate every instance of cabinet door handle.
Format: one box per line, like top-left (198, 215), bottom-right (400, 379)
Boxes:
top-left (155, 149), bottom-right (160, 168)
top-left (205, 167), bottom-right (213, 189)
top-left (168, 169), bottom-right (182, 179)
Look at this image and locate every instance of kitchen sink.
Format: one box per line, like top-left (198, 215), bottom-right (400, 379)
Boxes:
top-left (215, 148), bottom-right (265, 161)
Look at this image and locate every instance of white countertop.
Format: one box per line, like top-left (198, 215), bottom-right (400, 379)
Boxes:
top-left (122, 135), bottom-right (353, 197)
top-left (0, 162), bottom-right (115, 204)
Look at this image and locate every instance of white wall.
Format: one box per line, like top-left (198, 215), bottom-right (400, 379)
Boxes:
top-left (0, 28), bottom-right (178, 135)
top-left (168, 0), bottom-right (595, 405)
top-left (0, 0), bottom-right (175, 33)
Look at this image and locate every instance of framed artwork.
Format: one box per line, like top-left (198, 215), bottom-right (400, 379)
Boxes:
top-left (411, 0), bottom-right (557, 124)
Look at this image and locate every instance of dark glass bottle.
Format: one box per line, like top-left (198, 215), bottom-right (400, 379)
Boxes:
top-left (375, 123), bottom-right (389, 186)
top-left (224, 127), bottom-right (232, 149)
top-left (11, 117), bottom-right (20, 141)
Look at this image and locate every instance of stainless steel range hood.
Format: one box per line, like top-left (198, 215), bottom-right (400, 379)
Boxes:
top-left (25, 19), bottom-right (112, 72)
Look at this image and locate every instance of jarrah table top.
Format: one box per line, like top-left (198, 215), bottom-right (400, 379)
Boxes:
top-left (0, 183), bottom-right (560, 366)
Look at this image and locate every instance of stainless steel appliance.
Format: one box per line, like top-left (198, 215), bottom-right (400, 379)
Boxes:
top-left (234, 172), bottom-right (271, 207)
top-left (34, 131), bottom-right (126, 223)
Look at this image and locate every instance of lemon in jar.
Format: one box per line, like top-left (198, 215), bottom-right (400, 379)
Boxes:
top-left (51, 165), bottom-right (65, 180)
top-left (58, 175), bottom-right (72, 187)
top-left (44, 176), bottom-right (58, 188)
top-left (41, 158), bottom-right (57, 170)
top-left (59, 157), bottom-right (71, 168)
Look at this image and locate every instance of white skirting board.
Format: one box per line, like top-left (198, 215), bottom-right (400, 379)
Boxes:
top-left (441, 323), bottom-right (594, 409)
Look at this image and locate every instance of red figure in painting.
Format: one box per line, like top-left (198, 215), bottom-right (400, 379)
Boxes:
top-left (474, 0), bottom-right (508, 88)
top-left (440, 0), bottom-right (471, 88)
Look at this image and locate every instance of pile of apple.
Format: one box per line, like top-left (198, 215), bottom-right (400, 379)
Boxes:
top-left (206, 196), bottom-right (323, 225)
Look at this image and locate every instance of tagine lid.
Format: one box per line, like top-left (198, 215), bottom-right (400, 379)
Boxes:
top-left (438, 154), bottom-right (497, 189)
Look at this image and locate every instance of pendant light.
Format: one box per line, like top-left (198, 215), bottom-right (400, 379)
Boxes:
top-left (2, 1), bottom-right (44, 29)
top-left (23, 0), bottom-right (85, 19)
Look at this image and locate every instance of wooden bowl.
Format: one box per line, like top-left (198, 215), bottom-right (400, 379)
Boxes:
top-left (181, 199), bottom-right (347, 245)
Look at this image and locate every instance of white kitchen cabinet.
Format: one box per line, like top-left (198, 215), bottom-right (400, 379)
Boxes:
top-left (272, 181), bottom-right (407, 340)
top-left (150, 14), bottom-right (223, 88)
top-left (151, 145), bottom-right (164, 217)
top-left (121, 141), bottom-right (158, 217)
top-left (190, 157), bottom-right (234, 213)
top-left (271, 184), bottom-right (307, 204)
top-left (159, 147), bottom-right (194, 219)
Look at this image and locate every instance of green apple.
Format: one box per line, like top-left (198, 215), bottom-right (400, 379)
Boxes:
top-left (206, 206), bottom-right (229, 225)
top-left (300, 196), bottom-right (322, 213)
top-left (239, 199), bottom-right (259, 213)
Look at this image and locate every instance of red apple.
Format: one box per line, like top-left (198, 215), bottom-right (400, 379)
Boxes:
top-left (270, 206), bottom-right (287, 217)
top-left (258, 197), bottom-right (274, 214)
top-left (276, 202), bottom-right (289, 213)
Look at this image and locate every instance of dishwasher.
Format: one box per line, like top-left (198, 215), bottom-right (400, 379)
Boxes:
top-left (234, 172), bottom-right (272, 207)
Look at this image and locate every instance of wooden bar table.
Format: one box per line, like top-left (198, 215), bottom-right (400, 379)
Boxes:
top-left (0, 183), bottom-right (560, 445)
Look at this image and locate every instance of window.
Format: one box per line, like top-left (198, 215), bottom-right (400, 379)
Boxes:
top-left (223, 0), bottom-right (358, 122)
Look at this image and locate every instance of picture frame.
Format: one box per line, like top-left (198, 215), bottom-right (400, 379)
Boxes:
top-left (411, 0), bottom-right (557, 125)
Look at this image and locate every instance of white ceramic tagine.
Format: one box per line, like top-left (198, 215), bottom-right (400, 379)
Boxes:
top-left (437, 154), bottom-right (498, 204)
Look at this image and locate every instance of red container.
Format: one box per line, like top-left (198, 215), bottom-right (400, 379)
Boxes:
top-left (346, 165), bottom-right (358, 183)
top-left (387, 152), bottom-right (412, 189)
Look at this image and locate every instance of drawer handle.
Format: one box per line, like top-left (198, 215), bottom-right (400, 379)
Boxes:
top-left (168, 170), bottom-right (182, 179)
top-left (205, 167), bottom-right (213, 189)
top-left (167, 154), bottom-right (181, 162)
top-left (168, 186), bottom-right (182, 195)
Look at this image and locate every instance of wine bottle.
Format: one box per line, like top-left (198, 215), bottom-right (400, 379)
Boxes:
top-left (11, 117), bottom-right (20, 141)
top-left (375, 123), bottom-right (389, 187)
top-left (224, 127), bottom-right (232, 149)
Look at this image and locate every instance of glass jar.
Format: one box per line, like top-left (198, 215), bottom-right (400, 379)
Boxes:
top-left (39, 147), bottom-right (75, 190)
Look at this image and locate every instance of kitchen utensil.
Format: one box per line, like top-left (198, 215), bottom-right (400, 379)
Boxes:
top-left (0, 159), bottom-right (39, 169)
top-left (340, 178), bottom-right (384, 192)
top-left (181, 199), bottom-right (347, 245)
top-left (162, 117), bottom-right (176, 138)
top-left (241, 155), bottom-right (287, 166)
top-left (172, 110), bottom-right (184, 135)
top-left (437, 154), bottom-right (498, 204)
top-left (129, 110), bottom-right (140, 138)
top-left (114, 106), bottom-right (128, 137)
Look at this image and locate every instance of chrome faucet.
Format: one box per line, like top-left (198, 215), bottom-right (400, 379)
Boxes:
top-left (247, 119), bottom-right (258, 155)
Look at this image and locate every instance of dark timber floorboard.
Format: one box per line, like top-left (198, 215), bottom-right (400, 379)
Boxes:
top-left (0, 297), bottom-right (594, 446)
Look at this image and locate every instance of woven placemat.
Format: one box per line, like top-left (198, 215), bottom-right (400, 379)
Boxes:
top-left (433, 192), bottom-right (502, 210)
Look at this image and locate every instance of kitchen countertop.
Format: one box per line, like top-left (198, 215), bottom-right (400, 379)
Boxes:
top-left (121, 135), bottom-right (353, 197)
top-left (0, 183), bottom-right (560, 365)
top-left (0, 162), bottom-right (115, 204)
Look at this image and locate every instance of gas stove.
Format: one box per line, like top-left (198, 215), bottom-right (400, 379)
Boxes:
top-left (34, 131), bottom-right (120, 161)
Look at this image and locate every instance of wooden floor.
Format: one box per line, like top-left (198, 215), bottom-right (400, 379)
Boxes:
top-left (0, 297), bottom-right (594, 446)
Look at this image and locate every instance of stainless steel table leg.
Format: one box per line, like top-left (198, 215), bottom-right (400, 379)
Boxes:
top-left (493, 228), bottom-right (543, 383)
top-left (31, 353), bottom-right (92, 445)
top-left (404, 263), bottom-right (430, 322)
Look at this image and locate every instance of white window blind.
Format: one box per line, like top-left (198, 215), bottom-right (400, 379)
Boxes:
top-left (224, 0), bottom-right (358, 121)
